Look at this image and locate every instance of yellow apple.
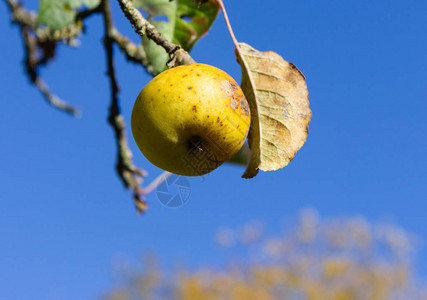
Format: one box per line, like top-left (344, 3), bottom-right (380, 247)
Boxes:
top-left (131, 63), bottom-right (250, 176)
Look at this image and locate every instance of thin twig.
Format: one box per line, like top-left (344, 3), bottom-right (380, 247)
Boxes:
top-left (141, 172), bottom-right (173, 195)
top-left (5, 0), bottom-right (80, 116)
top-left (5, 0), bottom-right (192, 213)
top-left (4, 0), bottom-right (35, 28)
top-left (101, 0), bottom-right (148, 214)
top-left (109, 28), bottom-right (157, 74)
top-left (116, 0), bottom-right (195, 67)
top-left (34, 78), bottom-right (81, 115)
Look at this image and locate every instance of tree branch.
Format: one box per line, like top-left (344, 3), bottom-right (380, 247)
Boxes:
top-left (34, 77), bottom-right (81, 115)
top-left (5, 0), bottom-right (80, 116)
top-left (116, 0), bottom-right (195, 67)
top-left (4, 0), bottom-right (35, 28)
top-left (101, 0), bottom-right (149, 214)
top-left (109, 28), bottom-right (157, 74)
top-left (5, 0), bottom-right (184, 213)
top-left (4, 0), bottom-right (99, 43)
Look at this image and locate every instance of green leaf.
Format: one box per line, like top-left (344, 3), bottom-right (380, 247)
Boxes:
top-left (81, 0), bottom-right (101, 9)
top-left (37, 0), bottom-right (100, 30)
top-left (133, 0), bottom-right (219, 75)
top-left (38, 0), bottom-right (76, 30)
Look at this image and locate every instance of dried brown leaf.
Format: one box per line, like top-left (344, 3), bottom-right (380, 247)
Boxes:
top-left (236, 43), bottom-right (311, 178)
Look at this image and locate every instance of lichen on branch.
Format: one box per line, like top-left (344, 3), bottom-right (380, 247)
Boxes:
top-left (116, 0), bottom-right (195, 67)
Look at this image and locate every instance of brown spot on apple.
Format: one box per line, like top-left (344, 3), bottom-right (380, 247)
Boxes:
top-left (220, 80), bottom-right (242, 111)
top-left (240, 96), bottom-right (250, 116)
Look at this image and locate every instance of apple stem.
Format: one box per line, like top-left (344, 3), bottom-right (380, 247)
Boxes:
top-left (215, 0), bottom-right (239, 47)
top-left (215, 0), bottom-right (250, 81)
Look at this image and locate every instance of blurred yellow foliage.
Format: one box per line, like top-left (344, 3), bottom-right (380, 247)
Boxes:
top-left (103, 210), bottom-right (426, 300)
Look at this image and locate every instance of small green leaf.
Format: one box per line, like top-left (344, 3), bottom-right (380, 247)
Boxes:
top-left (38, 0), bottom-right (76, 30)
top-left (37, 0), bottom-right (100, 31)
top-left (133, 0), bottom-right (219, 75)
top-left (81, 0), bottom-right (101, 9)
top-left (173, 0), bottom-right (219, 50)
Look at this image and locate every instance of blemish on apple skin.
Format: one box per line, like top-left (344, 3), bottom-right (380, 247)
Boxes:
top-left (188, 86), bottom-right (193, 90)
top-left (182, 74), bottom-right (188, 78)
top-left (240, 96), bottom-right (250, 117)
top-left (220, 80), bottom-right (238, 95)
top-left (192, 105), bottom-right (197, 112)
top-left (216, 117), bottom-right (220, 123)
top-left (220, 80), bottom-right (241, 110)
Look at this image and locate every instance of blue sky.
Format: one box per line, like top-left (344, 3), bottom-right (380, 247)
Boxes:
top-left (0, 0), bottom-right (426, 299)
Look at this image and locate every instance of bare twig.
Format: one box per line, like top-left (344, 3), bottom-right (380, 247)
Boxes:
top-left (109, 28), bottom-right (157, 74)
top-left (116, 0), bottom-right (195, 67)
top-left (101, 0), bottom-right (149, 213)
top-left (141, 172), bottom-right (172, 195)
top-left (34, 78), bottom-right (81, 115)
top-left (5, 0), bottom-right (193, 214)
top-left (5, 0), bottom-right (80, 116)
top-left (4, 0), bottom-right (35, 28)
